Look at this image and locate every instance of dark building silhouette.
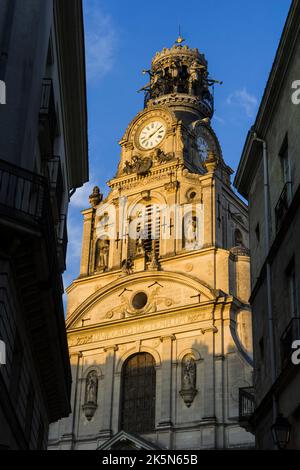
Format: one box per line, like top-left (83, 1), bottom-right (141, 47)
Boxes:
top-left (0, 0), bottom-right (88, 449)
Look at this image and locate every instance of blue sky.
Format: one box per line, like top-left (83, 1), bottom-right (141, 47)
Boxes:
top-left (64, 0), bottom-right (292, 296)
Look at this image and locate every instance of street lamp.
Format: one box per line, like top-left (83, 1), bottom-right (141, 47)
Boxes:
top-left (271, 414), bottom-right (292, 449)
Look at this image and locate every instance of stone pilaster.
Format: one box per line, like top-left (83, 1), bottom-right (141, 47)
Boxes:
top-left (202, 327), bottom-right (216, 420)
top-left (60, 352), bottom-right (82, 449)
top-left (99, 345), bottom-right (118, 437)
top-left (80, 208), bottom-right (94, 277)
top-left (158, 334), bottom-right (176, 427)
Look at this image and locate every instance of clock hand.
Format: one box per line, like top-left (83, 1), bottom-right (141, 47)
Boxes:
top-left (148, 126), bottom-right (163, 139)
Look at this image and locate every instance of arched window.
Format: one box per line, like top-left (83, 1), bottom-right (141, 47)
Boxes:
top-left (234, 229), bottom-right (243, 247)
top-left (121, 353), bottom-right (156, 434)
top-left (128, 204), bottom-right (160, 260)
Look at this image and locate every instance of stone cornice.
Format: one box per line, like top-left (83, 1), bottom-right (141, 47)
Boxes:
top-left (54, 0), bottom-right (88, 189)
top-left (66, 303), bottom-right (235, 350)
top-left (108, 162), bottom-right (182, 190)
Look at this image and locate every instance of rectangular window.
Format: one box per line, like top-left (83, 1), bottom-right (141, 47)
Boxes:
top-left (255, 223), bottom-right (260, 242)
top-left (275, 136), bottom-right (292, 231)
top-left (279, 134), bottom-right (292, 202)
top-left (286, 258), bottom-right (298, 318)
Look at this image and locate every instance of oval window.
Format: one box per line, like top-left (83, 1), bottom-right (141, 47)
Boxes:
top-left (132, 292), bottom-right (148, 310)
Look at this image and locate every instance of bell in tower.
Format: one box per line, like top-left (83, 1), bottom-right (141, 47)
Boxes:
top-left (49, 38), bottom-right (254, 451)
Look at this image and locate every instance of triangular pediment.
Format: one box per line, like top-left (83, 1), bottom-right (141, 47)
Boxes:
top-left (97, 430), bottom-right (162, 450)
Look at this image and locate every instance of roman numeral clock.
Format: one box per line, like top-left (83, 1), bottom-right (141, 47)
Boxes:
top-left (138, 121), bottom-right (167, 149)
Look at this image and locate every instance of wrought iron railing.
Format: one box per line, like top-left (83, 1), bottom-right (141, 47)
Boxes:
top-left (0, 159), bottom-right (45, 225)
top-left (0, 158), bottom-right (71, 407)
top-left (280, 317), bottom-right (300, 368)
top-left (0, 158), bottom-right (59, 271)
top-left (239, 387), bottom-right (255, 423)
top-left (275, 182), bottom-right (291, 232)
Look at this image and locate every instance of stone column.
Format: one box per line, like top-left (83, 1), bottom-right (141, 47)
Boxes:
top-left (201, 326), bottom-right (217, 420)
top-left (99, 345), bottom-right (118, 438)
top-left (59, 352), bottom-right (82, 449)
top-left (201, 173), bottom-right (215, 248)
top-left (158, 335), bottom-right (176, 427)
top-left (80, 208), bottom-right (94, 277)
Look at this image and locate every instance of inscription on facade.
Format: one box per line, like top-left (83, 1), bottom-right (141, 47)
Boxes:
top-left (68, 310), bottom-right (211, 347)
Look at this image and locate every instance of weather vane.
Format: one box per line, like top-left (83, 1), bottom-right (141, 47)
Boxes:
top-left (175, 25), bottom-right (185, 45)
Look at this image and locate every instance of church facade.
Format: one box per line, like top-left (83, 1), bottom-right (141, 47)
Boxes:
top-left (49, 39), bottom-right (254, 450)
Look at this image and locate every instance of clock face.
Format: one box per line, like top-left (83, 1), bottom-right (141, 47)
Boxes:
top-left (197, 136), bottom-right (209, 161)
top-left (139, 121), bottom-right (166, 149)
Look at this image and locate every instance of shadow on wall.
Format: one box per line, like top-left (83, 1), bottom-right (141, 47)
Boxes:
top-left (48, 334), bottom-right (253, 450)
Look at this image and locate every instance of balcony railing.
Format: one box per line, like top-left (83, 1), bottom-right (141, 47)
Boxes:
top-left (280, 317), bottom-right (300, 368)
top-left (275, 182), bottom-right (292, 232)
top-left (0, 159), bottom-right (45, 226)
top-left (239, 387), bottom-right (255, 429)
top-left (39, 78), bottom-right (57, 159)
top-left (0, 158), bottom-right (71, 417)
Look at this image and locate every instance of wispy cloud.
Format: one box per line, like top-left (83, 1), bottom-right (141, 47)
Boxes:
top-left (70, 180), bottom-right (97, 209)
top-left (67, 215), bottom-right (83, 261)
top-left (226, 88), bottom-right (258, 118)
top-left (213, 114), bottom-right (225, 125)
top-left (84, 1), bottom-right (117, 82)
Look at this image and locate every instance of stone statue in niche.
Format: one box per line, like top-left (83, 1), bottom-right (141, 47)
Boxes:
top-left (184, 216), bottom-right (199, 249)
top-left (86, 370), bottom-right (98, 403)
top-left (82, 370), bottom-right (98, 420)
top-left (95, 238), bottom-right (109, 272)
top-left (186, 217), bottom-right (197, 243)
top-left (180, 354), bottom-right (197, 407)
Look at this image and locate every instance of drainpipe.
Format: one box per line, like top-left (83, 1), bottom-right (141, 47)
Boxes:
top-left (252, 132), bottom-right (277, 424)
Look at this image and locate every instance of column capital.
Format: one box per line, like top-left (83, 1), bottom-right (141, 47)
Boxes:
top-left (103, 344), bottom-right (118, 353)
top-left (81, 207), bottom-right (94, 219)
top-left (160, 334), bottom-right (176, 343)
top-left (200, 325), bottom-right (218, 335)
top-left (69, 351), bottom-right (83, 359)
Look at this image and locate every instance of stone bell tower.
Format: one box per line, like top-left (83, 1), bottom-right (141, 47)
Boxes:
top-left (49, 37), bottom-right (254, 450)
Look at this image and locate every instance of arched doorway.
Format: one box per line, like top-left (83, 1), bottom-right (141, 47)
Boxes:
top-left (120, 353), bottom-right (156, 434)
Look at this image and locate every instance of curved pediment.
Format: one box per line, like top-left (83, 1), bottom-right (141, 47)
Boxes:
top-left (67, 271), bottom-right (216, 330)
